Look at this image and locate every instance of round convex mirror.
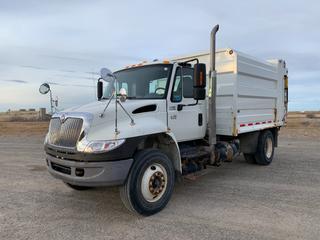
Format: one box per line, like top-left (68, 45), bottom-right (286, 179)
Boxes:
top-left (100, 68), bottom-right (113, 81)
top-left (39, 83), bottom-right (50, 94)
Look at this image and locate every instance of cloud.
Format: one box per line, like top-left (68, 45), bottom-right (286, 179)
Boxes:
top-left (58, 69), bottom-right (77, 73)
top-left (72, 84), bottom-right (95, 88)
top-left (85, 71), bottom-right (99, 75)
top-left (1, 79), bottom-right (28, 84)
top-left (47, 81), bottom-right (60, 86)
top-left (20, 65), bottom-right (48, 70)
top-left (47, 81), bottom-right (94, 88)
top-left (53, 74), bottom-right (93, 80)
top-left (41, 54), bottom-right (94, 63)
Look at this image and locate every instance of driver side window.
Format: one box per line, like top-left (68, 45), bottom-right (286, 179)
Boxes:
top-left (171, 68), bottom-right (182, 102)
top-left (171, 67), bottom-right (194, 102)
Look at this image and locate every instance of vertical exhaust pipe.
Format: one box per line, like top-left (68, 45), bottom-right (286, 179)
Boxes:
top-left (209, 24), bottom-right (219, 163)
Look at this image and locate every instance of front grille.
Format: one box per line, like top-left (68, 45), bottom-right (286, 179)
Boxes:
top-left (48, 118), bottom-right (83, 148)
top-left (51, 162), bottom-right (71, 175)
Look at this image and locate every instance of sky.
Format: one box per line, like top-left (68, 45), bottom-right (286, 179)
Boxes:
top-left (0, 0), bottom-right (319, 112)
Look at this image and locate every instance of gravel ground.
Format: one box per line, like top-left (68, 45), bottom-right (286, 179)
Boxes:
top-left (0, 132), bottom-right (320, 240)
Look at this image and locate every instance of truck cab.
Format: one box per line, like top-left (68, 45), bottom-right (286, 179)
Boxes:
top-left (45, 61), bottom-right (207, 213)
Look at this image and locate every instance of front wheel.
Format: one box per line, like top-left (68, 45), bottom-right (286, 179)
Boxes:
top-left (120, 149), bottom-right (175, 216)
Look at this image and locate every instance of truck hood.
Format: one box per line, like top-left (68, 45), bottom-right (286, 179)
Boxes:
top-left (57, 99), bottom-right (168, 140)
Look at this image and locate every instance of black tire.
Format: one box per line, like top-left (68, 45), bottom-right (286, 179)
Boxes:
top-left (64, 183), bottom-right (93, 191)
top-left (255, 130), bottom-right (275, 165)
top-left (120, 149), bottom-right (175, 216)
top-left (244, 153), bottom-right (256, 164)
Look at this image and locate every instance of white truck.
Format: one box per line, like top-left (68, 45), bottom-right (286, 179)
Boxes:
top-left (44, 25), bottom-right (288, 215)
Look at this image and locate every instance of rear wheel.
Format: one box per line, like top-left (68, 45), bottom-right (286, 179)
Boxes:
top-left (64, 183), bottom-right (93, 191)
top-left (255, 130), bottom-right (275, 165)
top-left (120, 149), bottom-right (175, 216)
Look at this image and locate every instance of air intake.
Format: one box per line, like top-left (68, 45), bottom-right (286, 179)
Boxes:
top-left (48, 118), bottom-right (83, 148)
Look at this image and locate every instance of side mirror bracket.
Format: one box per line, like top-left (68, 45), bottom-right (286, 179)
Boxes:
top-left (177, 100), bottom-right (199, 111)
top-left (177, 104), bottom-right (184, 111)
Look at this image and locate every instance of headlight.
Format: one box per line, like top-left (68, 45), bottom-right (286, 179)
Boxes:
top-left (77, 139), bottom-right (125, 153)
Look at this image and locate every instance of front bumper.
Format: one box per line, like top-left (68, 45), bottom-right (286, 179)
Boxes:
top-left (46, 154), bottom-right (133, 187)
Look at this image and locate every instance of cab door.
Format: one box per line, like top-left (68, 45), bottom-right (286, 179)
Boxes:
top-left (167, 66), bottom-right (206, 142)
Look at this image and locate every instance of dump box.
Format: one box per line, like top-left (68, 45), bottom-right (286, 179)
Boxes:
top-left (173, 49), bottom-right (288, 136)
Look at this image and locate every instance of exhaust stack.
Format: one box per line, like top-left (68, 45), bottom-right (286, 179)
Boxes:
top-left (208, 24), bottom-right (219, 162)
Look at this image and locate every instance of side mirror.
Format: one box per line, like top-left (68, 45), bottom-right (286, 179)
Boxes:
top-left (194, 63), bottom-right (206, 88)
top-left (39, 83), bottom-right (50, 95)
top-left (193, 63), bottom-right (206, 100)
top-left (100, 68), bottom-right (113, 81)
top-left (97, 81), bottom-right (103, 100)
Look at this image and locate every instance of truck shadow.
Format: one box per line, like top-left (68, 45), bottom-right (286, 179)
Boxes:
top-left (45, 155), bottom-right (261, 220)
top-left (50, 186), bottom-right (149, 220)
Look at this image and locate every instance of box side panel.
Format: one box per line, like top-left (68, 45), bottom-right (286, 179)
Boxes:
top-left (235, 53), bottom-right (285, 134)
top-left (216, 73), bottom-right (236, 136)
top-left (171, 50), bottom-right (286, 136)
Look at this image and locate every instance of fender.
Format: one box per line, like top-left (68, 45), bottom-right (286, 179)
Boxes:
top-left (164, 131), bottom-right (181, 173)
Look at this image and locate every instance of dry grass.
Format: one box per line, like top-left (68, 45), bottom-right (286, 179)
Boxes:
top-left (280, 112), bottom-right (320, 139)
top-left (0, 121), bottom-right (49, 137)
top-left (0, 112), bottom-right (319, 139)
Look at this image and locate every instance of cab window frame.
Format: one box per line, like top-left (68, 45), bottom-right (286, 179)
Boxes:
top-left (170, 66), bottom-right (194, 103)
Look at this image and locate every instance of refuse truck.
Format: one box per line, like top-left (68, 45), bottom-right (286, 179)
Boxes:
top-left (44, 25), bottom-right (288, 215)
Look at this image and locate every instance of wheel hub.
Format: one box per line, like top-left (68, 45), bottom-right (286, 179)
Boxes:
top-left (141, 163), bottom-right (168, 202)
top-left (149, 171), bottom-right (165, 196)
top-left (265, 137), bottom-right (273, 158)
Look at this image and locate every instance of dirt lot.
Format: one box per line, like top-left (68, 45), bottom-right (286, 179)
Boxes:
top-left (0, 121), bottom-right (49, 136)
top-left (0, 113), bottom-right (320, 240)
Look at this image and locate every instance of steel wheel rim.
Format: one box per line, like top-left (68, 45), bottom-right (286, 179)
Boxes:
top-left (141, 163), bottom-right (168, 203)
top-left (265, 137), bottom-right (273, 158)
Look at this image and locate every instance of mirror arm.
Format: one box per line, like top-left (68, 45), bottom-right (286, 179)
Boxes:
top-left (116, 100), bottom-right (135, 125)
top-left (177, 100), bottom-right (199, 111)
top-left (99, 91), bottom-right (115, 118)
top-left (181, 58), bottom-right (199, 65)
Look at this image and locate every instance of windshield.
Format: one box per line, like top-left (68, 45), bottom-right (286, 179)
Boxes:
top-left (102, 64), bottom-right (172, 99)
